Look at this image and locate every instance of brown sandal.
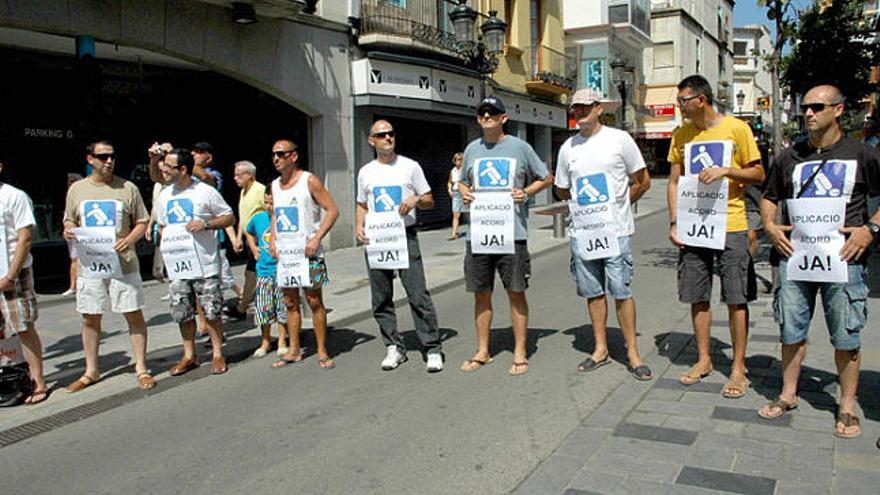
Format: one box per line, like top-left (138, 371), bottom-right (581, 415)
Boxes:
top-left (65, 374), bottom-right (100, 393)
top-left (509, 361), bottom-right (529, 376)
top-left (679, 365), bottom-right (713, 385)
top-left (758, 397), bottom-right (798, 420)
top-left (722, 376), bottom-right (750, 399)
top-left (460, 357), bottom-right (493, 372)
top-left (137, 373), bottom-right (157, 390)
top-left (834, 413), bottom-right (862, 439)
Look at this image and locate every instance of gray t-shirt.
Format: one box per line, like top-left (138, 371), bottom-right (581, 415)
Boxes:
top-left (461, 135), bottom-right (549, 240)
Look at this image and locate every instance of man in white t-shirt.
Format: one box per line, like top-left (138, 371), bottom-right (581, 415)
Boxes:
top-left (156, 149), bottom-right (234, 376)
top-left (356, 120), bottom-right (443, 372)
top-left (554, 88), bottom-right (653, 380)
top-left (0, 159), bottom-right (48, 404)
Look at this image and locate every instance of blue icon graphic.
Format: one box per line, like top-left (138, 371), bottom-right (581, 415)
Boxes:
top-left (372, 186), bottom-right (402, 212)
top-left (83, 200), bottom-right (117, 227)
top-left (476, 158), bottom-right (511, 188)
top-left (275, 206), bottom-right (300, 233)
top-left (575, 174), bottom-right (610, 206)
top-left (166, 198), bottom-right (194, 224)
top-left (688, 142), bottom-right (725, 174)
top-left (798, 161), bottom-right (849, 198)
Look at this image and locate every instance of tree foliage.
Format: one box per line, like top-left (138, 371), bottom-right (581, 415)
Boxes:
top-left (783, 0), bottom-right (876, 104)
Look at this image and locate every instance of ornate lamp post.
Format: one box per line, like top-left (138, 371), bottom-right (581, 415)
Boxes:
top-left (736, 89), bottom-right (746, 114)
top-left (447, 0), bottom-right (507, 75)
top-left (610, 57), bottom-right (635, 131)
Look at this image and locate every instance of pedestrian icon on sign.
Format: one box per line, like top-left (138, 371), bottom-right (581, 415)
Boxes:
top-left (798, 160), bottom-right (850, 198)
top-left (575, 174), bottom-right (610, 206)
top-left (167, 199), bottom-right (194, 224)
top-left (372, 186), bottom-right (402, 212)
top-left (476, 158), bottom-right (511, 188)
top-left (83, 200), bottom-right (117, 227)
top-left (686, 142), bottom-right (727, 174)
top-left (275, 206), bottom-right (300, 233)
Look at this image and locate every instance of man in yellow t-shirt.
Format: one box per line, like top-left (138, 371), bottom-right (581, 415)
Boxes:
top-left (666, 75), bottom-right (764, 399)
top-left (232, 160), bottom-right (265, 316)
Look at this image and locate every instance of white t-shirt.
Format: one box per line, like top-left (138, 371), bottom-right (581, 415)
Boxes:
top-left (554, 126), bottom-right (646, 236)
top-left (356, 155), bottom-right (431, 227)
top-left (157, 180), bottom-right (233, 278)
top-left (0, 183), bottom-right (36, 270)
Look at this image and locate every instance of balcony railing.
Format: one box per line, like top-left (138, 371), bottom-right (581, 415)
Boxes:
top-left (359, 0), bottom-right (471, 56)
top-left (525, 45), bottom-right (575, 95)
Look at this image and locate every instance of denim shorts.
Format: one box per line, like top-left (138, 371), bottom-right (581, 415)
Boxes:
top-left (569, 235), bottom-right (634, 299)
top-left (774, 259), bottom-right (868, 350)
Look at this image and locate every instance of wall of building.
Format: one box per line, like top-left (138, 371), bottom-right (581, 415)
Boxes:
top-left (562, 0), bottom-right (603, 29)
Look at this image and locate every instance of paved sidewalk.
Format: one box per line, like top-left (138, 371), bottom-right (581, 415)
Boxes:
top-left (514, 286), bottom-right (880, 493)
top-left (0, 182), bottom-right (671, 432)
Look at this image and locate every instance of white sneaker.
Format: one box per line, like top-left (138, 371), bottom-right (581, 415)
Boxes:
top-left (381, 345), bottom-right (407, 370)
top-left (61, 288), bottom-right (75, 296)
top-left (426, 353), bottom-right (444, 373)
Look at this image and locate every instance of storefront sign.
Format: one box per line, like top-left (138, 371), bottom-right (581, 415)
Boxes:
top-left (786, 198), bottom-right (848, 283)
top-left (648, 104), bottom-right (675, 117)
top-left (365, 211), bottom-right (409, 270)
top-left (160, 224), bottom-right (204, 280)
top-left (676, 176), bottom-right (728, 250)
top-left (470, 191), bottom-right (515, 254)
top-left (22, 127), bottom-right (74, 140)
top-left (276, 232), bottom-right (311, 287)
top-left (74, 227), bottom-right (122, 279)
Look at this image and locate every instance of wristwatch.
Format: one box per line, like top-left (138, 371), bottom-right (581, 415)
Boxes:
top-left (867, 222), bottom-right (880, 238)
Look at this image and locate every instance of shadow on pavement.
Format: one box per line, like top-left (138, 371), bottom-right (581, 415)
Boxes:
top-left (563, 325), bottom-right (638, 367)
top-left (473, 327), bottom-right (557, 359)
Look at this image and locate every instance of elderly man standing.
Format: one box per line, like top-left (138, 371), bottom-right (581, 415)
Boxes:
top-left (759, 84), bottom-right (880, 439)
top-left (230, 160), bottom-right (265, 319)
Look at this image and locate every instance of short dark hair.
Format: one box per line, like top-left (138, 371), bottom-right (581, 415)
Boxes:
top-left (275, 139), bottom-right (298, 152)
top-left (169, 148), bottom-right (195, 175)
top-left (86, 140), bottom-right (113, 155)
top-left (677, 75), bottom-right (714, 104)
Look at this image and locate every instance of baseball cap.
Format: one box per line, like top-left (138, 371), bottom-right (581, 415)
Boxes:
top-left (570, 87), bottom-right (619, 110)
top-left (192, 141), bottom-right (214, 153)
top-left (477, 96), bottom-right (506, 115)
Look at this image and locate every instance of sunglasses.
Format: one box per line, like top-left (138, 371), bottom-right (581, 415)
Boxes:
top-left (800, 102), bottom-right (841, 113)
top-left (272, 150), bottom-right (295, 158)
top-left (676, 94), bottom-right (702, 105)
top-left (92, 153), bottom-right (115, 161)
top-left (371, 131), bottom-right (395, 139)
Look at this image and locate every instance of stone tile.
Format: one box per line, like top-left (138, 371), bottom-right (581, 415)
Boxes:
top-left (625, 411), bottom-right (667, 427)
top-left (680, 392), bottom-right (728, 405)
top-left (512, 454), bottom-right (586, 495)
top-left (692, 432), bottom-right (785, 459)
top-left (749, 334), bottom-right (780, 343)
top-left (834, 453), bottom-right (880, 472)
top-left (567, 469), bottom-right (625, 494)
top-left (613, 422), bottom-right (698, 446)
top-left (554, 427), bottom-right (613, 459)
top-left (644, 388), bottom-right (685, 402)
top-left (676, 466), bottom-right (776, 495)
top-left (599, 435), bottom-right (734, 471)
top-left (742, 423), bottom-right (833, 449)
top-left (653, 378), bottom-right (724, 394)
top-left (831, 467), bottom-right (880, 493)
top-left (790, 414), bottom-right (833, 433)
top-left (636, 399), bottom-right (715, 418)
top-left (712, 406), bottom-right (793, 426)
top-left (582, 453), bottom-right (682, 483)
top-left (563, 489), bottom-right (602, 495)
top-left (734, 452), bottom-right (832, 487)
top-left (774, 480), bottom-right (831, 495)
top-left (708, 419), bottom-right (747, 436)
top-left (712, 319), bottom-right (755, 328)
top-left (609, 478), bottom-right (723, 495)
top-left (834, 434), bottom-right (880, 456)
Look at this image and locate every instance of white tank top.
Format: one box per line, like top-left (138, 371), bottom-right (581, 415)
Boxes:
top-left (450, 167), bottom-right (461, 187)
top-left (272, 171), bottom-right (322, 249)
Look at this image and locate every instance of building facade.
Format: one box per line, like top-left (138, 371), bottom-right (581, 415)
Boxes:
top-left (732, 25), bottom-right (772, 134)
top-left (0, 0), bottom-right (354, 290)
top-left (350, 0), bottom-right (571, 213)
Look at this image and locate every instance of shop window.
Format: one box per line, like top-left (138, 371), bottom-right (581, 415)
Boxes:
top-left (654, 42), bottom-right (674, 68)
top-left (733, 41), bottom-right (747, 57)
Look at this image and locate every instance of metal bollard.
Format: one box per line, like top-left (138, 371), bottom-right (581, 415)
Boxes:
top-left (552, 212), bottom-right (567, 238)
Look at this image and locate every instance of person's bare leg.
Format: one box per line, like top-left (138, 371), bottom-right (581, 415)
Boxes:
top-left (18, 326), bottom-right (46, 392)
top-left (450, 212), bottom-right (460, 238)
top-left (616, 298), bottom-right (643, 367)
top-left (68, 259), bottom-right (77, 291)
top-left (306, 289), bottom-right (333, 367)
top-left (835, 348), bottom-right (861, 436)
top-left (747, 229), bottom-right (758, 257)
top-left (508, 290), bottom-right (529, 372)
top-left (258, 324), bottom-right (271, 351)
top-left (283, 288), bottom-right (302, 360)
top-left (691, 301), bottom-right (713, 371)
top-left (759, 341), bottom-right (805, 417)
top-left (196, 302), bottom-right (207, 335)
top-left (726, 304), bottom-right (750, 391)
top-left (204, 318), bottom-right (224, 359)
top-left (470, 291), bottom-right (493, 361)
top-left (179, 319), bottom-right (198, 360)
top-left (81, 314), bottom-right (103, 379)
top-left (122, 310), bottom-right (149, 376)
top-left (586, 296), bottom-right (609, 362)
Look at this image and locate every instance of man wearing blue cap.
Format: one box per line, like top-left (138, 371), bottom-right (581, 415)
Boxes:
top-left (458, 96), bottom-right (552, 375)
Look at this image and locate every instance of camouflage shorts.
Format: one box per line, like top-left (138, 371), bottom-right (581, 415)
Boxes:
top-left (169, 276), bottom-right (223, 323)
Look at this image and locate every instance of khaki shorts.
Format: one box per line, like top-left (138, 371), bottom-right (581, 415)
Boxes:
top-left (0, 267), bottom-right (38, 336)
top-left (76, 272), bottom-right (145, 314)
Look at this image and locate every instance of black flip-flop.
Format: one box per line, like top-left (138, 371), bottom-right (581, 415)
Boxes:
top-left (627, 364), bottom-right (653, 381)
top-left (577, 356), bottom-right (610, 372)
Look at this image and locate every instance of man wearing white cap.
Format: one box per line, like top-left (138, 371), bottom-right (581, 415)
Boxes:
top-left (554, 88), bottom-right (653, 380)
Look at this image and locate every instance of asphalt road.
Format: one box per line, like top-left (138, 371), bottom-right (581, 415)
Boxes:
top-left (4, 212), bottom-right (692, 495)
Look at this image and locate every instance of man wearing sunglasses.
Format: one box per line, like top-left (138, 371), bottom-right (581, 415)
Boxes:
top-left (458, 96), bottom-right (552, 376)
top-left (758, 84), bottom-right (880, 439)
top-left (356, 121), bottom-right (444, 372)
top-left (667, 75), bottom-right (765, 399)
top-left (553, 87), bottom-right (652, 380)
top-left (63, 140), bottom-right (154, 392)
top-left (270, 139), bottom-right (339, 369)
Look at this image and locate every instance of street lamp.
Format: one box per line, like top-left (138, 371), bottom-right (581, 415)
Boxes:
top-left (736, 90), bottom-right (746, 114)
top-left (610, 57), bottom-right (635, 131)
top-left (446, 0), bottom-right (508, 75)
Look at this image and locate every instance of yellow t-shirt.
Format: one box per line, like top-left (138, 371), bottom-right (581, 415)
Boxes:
top-left (668, 115), bottom-right (761, 232)
top-left (238, 181), bottom-right (266, 231)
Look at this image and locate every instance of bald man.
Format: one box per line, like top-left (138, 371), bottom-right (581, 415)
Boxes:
top-left (759, 84), bottom-right (880, 440)
top-left (356, 120), bottom-right (444, 372)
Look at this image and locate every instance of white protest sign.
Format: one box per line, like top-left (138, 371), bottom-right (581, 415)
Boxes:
top-left (470, 191), bottom-right (515, 254)
top-left (160, 223), bottom-right (204, 280)
top-left (568, 173), bottom-right (620, 260)
top-left (786, 198), bottom-right (848, 283)
top-left (276, 232), bottom-right (312, 287)
top-left (676, 176), bottom-right (728, 250)
top-left (365, 211), bottom-right (409, 270)
top-left (73, 227), bottom-right (122, 279)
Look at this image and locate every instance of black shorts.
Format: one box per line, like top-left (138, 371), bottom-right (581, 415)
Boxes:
top-left (464, 241), bottom-right (531, 293)
top-left (677, 231), bottom-right (756, 305)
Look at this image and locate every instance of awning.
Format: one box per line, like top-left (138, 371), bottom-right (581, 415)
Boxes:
top-left (642, 86), bottom-right (678, 119)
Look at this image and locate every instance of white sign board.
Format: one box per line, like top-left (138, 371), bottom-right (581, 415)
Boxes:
top-left (276, 232), bottom-right (311, 287)
top-left (160, 224), bottom-right (204, 280)
top-left (786, 198), bottom-right (848, 283)
top-left (365, 211), bottom-right (409, 270)
top-left (470, 191), bottom-right (516, 254)
top-left (676, 176), bottom-right (728, 250)
top-left (74, 227), bottom-right (122, 279)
